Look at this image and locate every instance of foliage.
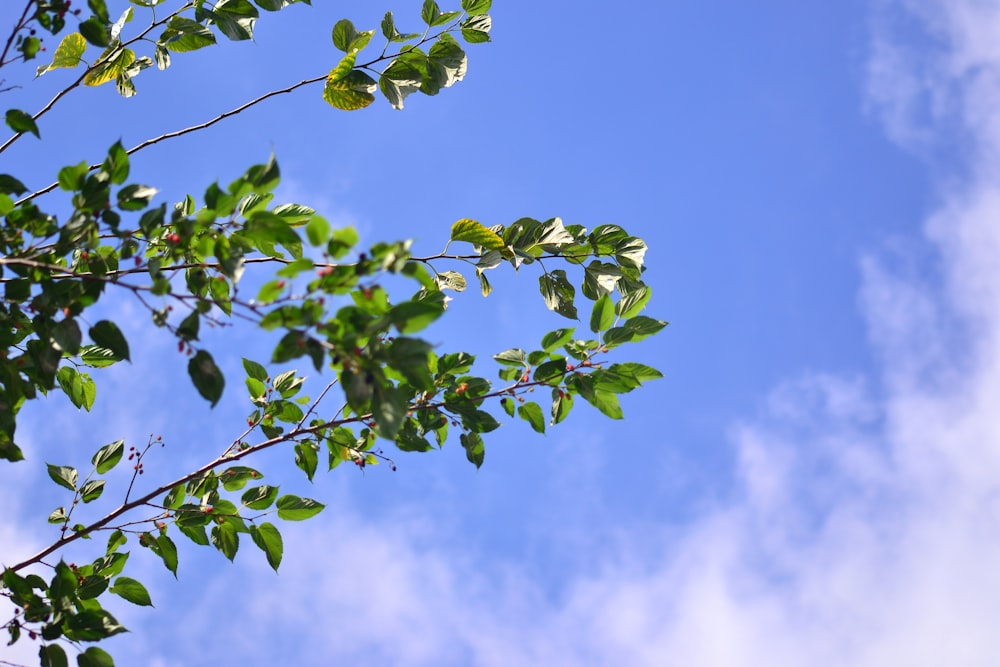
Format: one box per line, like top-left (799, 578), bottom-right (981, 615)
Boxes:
top-left (0, 1), bottom-right (665, 664)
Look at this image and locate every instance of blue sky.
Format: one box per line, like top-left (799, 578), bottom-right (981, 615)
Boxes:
top-left (4, 1), bottom-right (1000, 665)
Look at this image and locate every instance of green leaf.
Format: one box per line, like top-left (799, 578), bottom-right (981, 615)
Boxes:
top-left (461, 0), bottom-right (492, 15)
top-left (79, 17), bottom-right (110, 46)
top-left (294, 442), bottom-right (318, 481)
top-left (541, 328), bottom-right (574, 352)
top-left (276, 495), bottom-right (325, 521)
top-left (188, 350), bottom-right (225, 406)
top-left (331, 19), bottom-right (373, 53)
top-left (242, 358), bottom-right (268, 382)
top-left (590, 294), bottom-right (615, 332)
top-left (211, 522), bottom-right (240, 561)
top-left (250, 522), bottom-right (283, 571)
top-left (77, 646), bottom-right (115, 667)
top-left (539, 270), bottom-right (578, 319)
top-left (451, 218), bottom-right (505, 250)
top-left (156, 534), bottom-right (179, 577)
top-left (56, 366), bottom-right (97, 411)
top-left (373, 384), bottom-right (407, 439)
top-left (242, 484), bottom-right (279, 510)
top-left (58, 161), bottom-right (89, 191)
top-left (39, 644), bottom-right (68, 667)
top-left (84, 47), bottom-right (136, 87)
top-left (586, 389), bottom-right (623, 419)
top-left (379, 58), bottom-right (422, 110)
top-left (89, 320), bottom-right (130, 362)
top-left (80, 480), bottom-right (105, 503)
top-left (106, 530), bottom-right (126, 554)
top-left (332, 18), bottom-right (358, 52)
top-left (80, 345), bottom-right (120, 368)
top-left (551, 389), bottom-right (573, 425)
top-left (110, 576), bottom-right (153, 606)
top-left (210, 0), bottom-right (259, 41)
top-left (616, 285), bottom-right (651, 319)
top-left (380, 11), bottom-right (420, 43)
top-left (91, 439), bottom-right (124, 473)
top-left (493, 348), bottom-right (528, 367)
top-left (5, 109), bottom-right (39, 138)
top-left (305, 215), bottom-right (331, 246)
top-left (101, 140), bottom-right (130, 185)
top-left (460, 14), bottom-right (491, 43)
top-left (500, 396), bottom-right (515, 417)
top-left (177, 310), bottom-right (200, 341)
top-left (534, 358), bottom-right (567, 384)
top-left (65, 608), bottom-right (127, 641)
top-left (624, 315), bottom-right (668, 341)
top-left (518, 401), bottom-right (545, 433)
top-left (46, 464), bottom-right (77, 491)
top-left (323, 53), bottom-right (377, 110)
top-left (434, 270), bottom-right (467, 292)
top-left (160, 16), bottom-right (217, 52)
top-left (220, 466), bottom-right (262, 491)
top-left (460, 432), bottom-right (484, 468)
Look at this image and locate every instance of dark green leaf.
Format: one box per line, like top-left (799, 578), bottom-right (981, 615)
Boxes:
top-left (539, 270), bottom-right (578, 319)
top-left (624, 315), bottom-right (668, 340)
top-left (551, 389), bottom-right (573, 425)
top-left (372, 384), bottom-right (406, 439)
top-left (89, 320), bottom-right (130, 362)
top-left (39, 644), bottom-right (68, 667)
top-left (518, 401), bottom-right (545, 433)
top-left (156, 534), bottom-right (178, 577)
top-left (294, 442), bottom-right (318, 481)
top-left (460, 432), bottom-right (484, 468)
top-left (79, 17), bottom-right (110, 46)
top-left (242, 484), bottom-right (279, 510)
top-left (5, 109), bottom-right (39, 138)
top-left (211, 522), bottom-right (239, 561)
top-left (250, 522), bottom-right (282, 571)
top-left (242, 358), bottom-right (268, 382)
top-left (77, 646), bottom-right (115, 667)
top-left (188, 350), bottom-right (225, 406)
top-left (533, 358), bottom-right (567, 384)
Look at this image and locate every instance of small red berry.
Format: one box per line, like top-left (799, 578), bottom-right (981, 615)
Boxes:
top-left (167, 233), bottom-right (181, 244)
top-left (134, 256), bottom-right (142, 266)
